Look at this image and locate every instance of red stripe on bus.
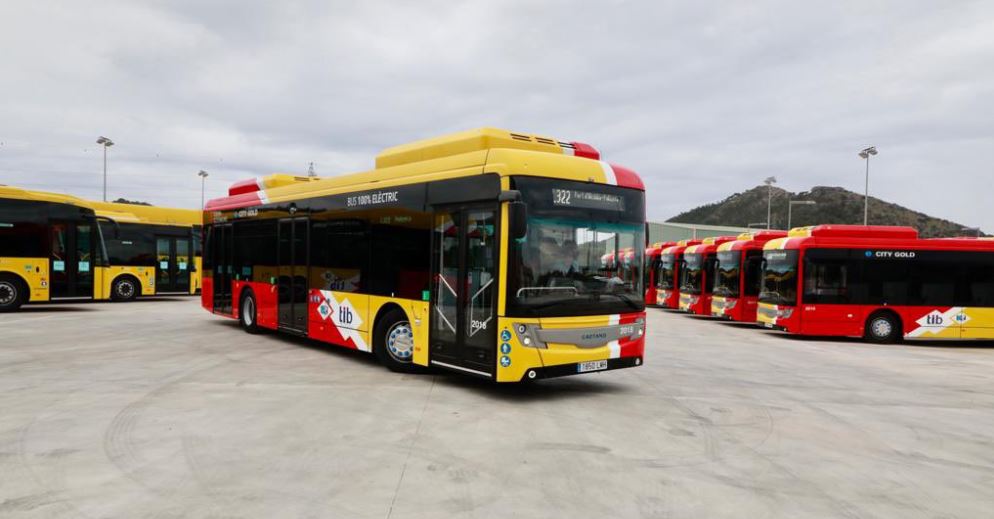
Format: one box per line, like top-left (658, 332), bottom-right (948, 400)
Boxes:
top-left (204, 192), bottom-right (264, 211)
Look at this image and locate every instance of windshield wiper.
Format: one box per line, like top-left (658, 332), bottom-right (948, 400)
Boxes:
top-left (759, 290), bottom-right (781, 303)
top-left (608, 293), bottom-right (641, 311)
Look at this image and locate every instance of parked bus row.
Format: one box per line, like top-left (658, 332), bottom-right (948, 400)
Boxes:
top-left (649, 225), bottom-right (994, 342)
top-left (0, 185), bottom-right (202, 312)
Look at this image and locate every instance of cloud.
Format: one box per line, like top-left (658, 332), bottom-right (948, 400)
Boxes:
top-left (1, 0), bottom-right (991, 231)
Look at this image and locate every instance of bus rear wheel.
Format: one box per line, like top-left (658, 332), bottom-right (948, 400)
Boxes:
top-left (239, 290), bottom-right (261, 334)
top-left (374, 308), bottom-right (419, 373)
top-left (0, 275), bottom-right (26, 312)
top-left (111, 276), bottom-right (139, 302)
top-left (865, 312), bottom-right (901, 343)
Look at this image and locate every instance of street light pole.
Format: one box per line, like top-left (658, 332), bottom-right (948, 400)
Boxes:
top-left (764, 176), bottom-right (777, 230)
top-left (198, 170), bottom-right (209, 209)
top-left (787, 200), bottom-right (817, 229)
top-left (96, 136), bottom-right (114, 202)
top-left (858, 146), bottom-right (878, 225)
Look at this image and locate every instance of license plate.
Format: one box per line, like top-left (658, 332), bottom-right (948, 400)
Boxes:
top-left (577, 360), bottom-right (608, 373)
top-left (764, 322), bottom-right (774, 329)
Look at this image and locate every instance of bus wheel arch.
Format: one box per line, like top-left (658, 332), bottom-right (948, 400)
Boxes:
top-left (373, 304), bottom-right (418, 372)
top-left (239, 288), bottom-right (261, 334)
top-left (865, 309), bottom-right (902, 343)
top-left (111, 275), bottom-right (141, 302)
top-left (0, 273), bottom-right (28, 312)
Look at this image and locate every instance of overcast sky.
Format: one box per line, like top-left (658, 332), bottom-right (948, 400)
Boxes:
top-left (2, 1), bottom-right (992, 231)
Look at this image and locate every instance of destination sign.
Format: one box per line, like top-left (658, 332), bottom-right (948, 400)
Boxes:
top-left (551, 188), bottom-right (625, 211)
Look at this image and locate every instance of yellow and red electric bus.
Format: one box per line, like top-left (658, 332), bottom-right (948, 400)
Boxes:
top-left (202, 128), bottom-right (647, 382)
top-left (655, 239), bottom-right (701, 309)
top-left (644, 241), bottom-right (675, 305)
top-left (758, 225), bottom-right (994, 341)
top-left (678, 236), bottom-right (736, 315)
top-left (0, 185), bottom-right (201, 311)
top-left (711, 230), bottom-right (786, 321)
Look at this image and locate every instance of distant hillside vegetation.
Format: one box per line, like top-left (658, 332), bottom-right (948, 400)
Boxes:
top-left (111, 198), bottom-right (152, 206)
top-left (668, 186), bottom-right (984, 238)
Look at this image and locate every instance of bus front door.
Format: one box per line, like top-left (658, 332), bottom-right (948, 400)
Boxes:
top-left (430, 206), bottom-right (497, 377)
top-left (278, 218), bottom-right (309, 333)
top-left (49, 220), bottom-right (95, 300)
top-left (156, 236), bottom-right (192, 294)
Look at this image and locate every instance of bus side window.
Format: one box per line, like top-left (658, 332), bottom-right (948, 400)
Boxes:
top-left (803, 258), bottom-right (849, 303)
top-left (965, 253), bottom-right (994, 307)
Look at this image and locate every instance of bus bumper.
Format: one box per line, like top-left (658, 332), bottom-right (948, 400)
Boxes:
top-left (524, 356), bottom-right (643, 380)
top-left (495, 314), bottom-right (646, 382)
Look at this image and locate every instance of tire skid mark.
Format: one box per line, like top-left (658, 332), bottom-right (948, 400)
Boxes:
top-left (12, 396), bottom-right (95, 519)
top-left (100, 349), bottom-right (272, 507)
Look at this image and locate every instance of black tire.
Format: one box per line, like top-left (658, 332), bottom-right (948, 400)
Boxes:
top-left (374, 308), bottom-right (419, 373)
top-left (111, 276), bottom-right (139, 302)
top-left (239, 290), bottom-right (261, 334)
top-left (0, 274), bottom-right (26, 312)
top-left (865, 312), bottom-right (901, 343)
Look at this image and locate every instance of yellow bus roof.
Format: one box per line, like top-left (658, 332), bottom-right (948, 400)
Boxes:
top-left (214, 128), bottom-right (641, 208)
top-left (375, 127), bottom-right (570, 169)
top-left (0, 185), bottom-right (199, 227)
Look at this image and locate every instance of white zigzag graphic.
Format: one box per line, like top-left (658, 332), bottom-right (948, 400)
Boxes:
top-left (319, 290), bottom-right (370, 352)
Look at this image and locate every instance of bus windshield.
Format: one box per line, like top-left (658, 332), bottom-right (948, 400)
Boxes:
top-left (760, 250), bottom-right (799, 306)
top-left (680, 253), bottom-right (703, 294)
top-left (714, 251), bottom-right (740, 297)
top-left (657, 254), bottom-right (676, 289)
top-left (508, 177), bottom-right (646, 317)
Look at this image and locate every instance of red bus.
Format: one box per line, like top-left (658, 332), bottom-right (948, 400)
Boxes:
top-left (655, 239), bottom-right (701, 309)
top-left (711, 230), bottom-right (786, 321)
top-left (757, 225), bottom-right (994, 342)
top-left (644, 241), bottom-right (675, 305)
top-left (678, 236), bottom-right (736, 315)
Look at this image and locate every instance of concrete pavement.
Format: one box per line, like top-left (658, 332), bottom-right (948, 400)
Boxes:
top-left (2, 300), bottom-right (993, 518)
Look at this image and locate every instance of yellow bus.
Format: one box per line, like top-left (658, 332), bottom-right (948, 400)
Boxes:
top-left (89, 200), bottom-right (202, 301)
top-left (0, 185), bottom-right (201, 311)
top-left (203, 128), bottom-right (648, 382)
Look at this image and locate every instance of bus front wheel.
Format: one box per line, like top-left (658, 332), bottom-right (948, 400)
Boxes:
top-left (0, 275), bottom-right (26, 312)
top-left (865, 312), bottom-right (901, 343)
top-left (374, 308), bottom-right (419, 373)
top-left (111, 276), bottom-right (139, 302)
top-left (239, 290), bottom-right (261, 334)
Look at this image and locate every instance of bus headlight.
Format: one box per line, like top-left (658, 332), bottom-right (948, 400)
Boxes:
top-left (513, 323), bottom-right (546, 349)
top-left (777, 308), bottom-right (794, 319)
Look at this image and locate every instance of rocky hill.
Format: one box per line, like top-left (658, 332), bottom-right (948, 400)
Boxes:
top-left (668, 186), bottom-right (984, 238)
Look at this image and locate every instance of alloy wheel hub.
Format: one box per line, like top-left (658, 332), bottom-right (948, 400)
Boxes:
top-left (387, 322), bottom-right (414, 362)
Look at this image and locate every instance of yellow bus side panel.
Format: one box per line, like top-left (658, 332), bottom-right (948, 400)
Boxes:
top-left (961, 308), bottom-right (994, 339)
top-left (191, 257), bottom-right (203, 294)
top-left (103, 266), bottom-right (155, 297)
top-left (366, 296), bottom-right (429, 366)
top-left (0, 257), bottom-right (50, 302)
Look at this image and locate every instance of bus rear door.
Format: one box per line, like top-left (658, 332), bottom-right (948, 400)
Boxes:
top-left (49, 220), bottom-right (95, 300)
top-left (278, 217), bottom-right (309, 333)
top-left (156, 235), bottom-right (192, 294)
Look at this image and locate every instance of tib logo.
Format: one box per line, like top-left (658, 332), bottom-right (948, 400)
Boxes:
top-left (339, 305), bottom-right (354, 325)
top-left (926, 313), bottom-right (944, 325)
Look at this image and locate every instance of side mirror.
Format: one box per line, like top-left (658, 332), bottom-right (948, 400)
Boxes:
top-left (509, 201), bottom-right (528, 240)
